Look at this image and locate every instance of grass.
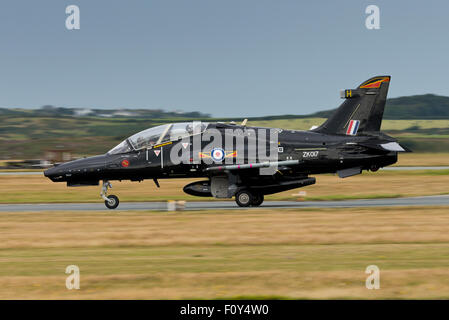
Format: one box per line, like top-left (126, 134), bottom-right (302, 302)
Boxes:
top-left (248, 119), bottom-right (449, 131)
top-left (7, 167), bottom-right (449, 202)
top-left (392, 153), bottom-right (449, 166)
top-left (1, 206), bottom-right (449, 299)
top-left (0, 169), bottom-right (43, 172)
top-left (0, 169), bottom-right (448, 204)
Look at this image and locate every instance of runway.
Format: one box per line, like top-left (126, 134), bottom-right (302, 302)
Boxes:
top-left (1, 195), bottom-right (448, 212)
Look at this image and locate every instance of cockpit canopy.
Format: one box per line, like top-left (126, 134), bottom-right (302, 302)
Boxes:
top-left (108, 122), bottom-right (209, 155)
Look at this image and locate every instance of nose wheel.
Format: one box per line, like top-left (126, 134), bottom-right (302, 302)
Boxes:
top-left (105, 195), bottom-right (119, 209)
top-left (101, 181), bottom-right (119, 209)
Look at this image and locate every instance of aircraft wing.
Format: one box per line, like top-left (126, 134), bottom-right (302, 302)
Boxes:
top-left (354, 141), bottom-right (412, 152)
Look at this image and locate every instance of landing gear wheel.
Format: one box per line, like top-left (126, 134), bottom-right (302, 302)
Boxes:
top-left (251, 194), bottom-right (264, 207)
top-left (235, 190), bottom-right (253, 207)
top-left (105, 195), bottom-right (119, 209)
top-left (101, 180), bottom-right (119, 209)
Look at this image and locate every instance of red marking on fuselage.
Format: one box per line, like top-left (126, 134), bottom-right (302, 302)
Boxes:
top-left (121, 159), bottom-right (130, 167)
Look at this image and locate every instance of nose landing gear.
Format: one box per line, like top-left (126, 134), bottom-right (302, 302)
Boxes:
top-left (101, 180), bottom-right (119, 209)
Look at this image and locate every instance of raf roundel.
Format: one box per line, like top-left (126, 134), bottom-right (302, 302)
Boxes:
top-left (211, 148), bottom-right (225, 162)
top-left (121, 159), bottom-right (130, 167)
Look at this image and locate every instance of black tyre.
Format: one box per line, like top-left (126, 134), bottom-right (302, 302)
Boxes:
top-left (251, 194), bottom-right (264, 207)
top-left (235, 190), bottom-right (253, 207)
top-left (105, 195), bottom-right (119, 209)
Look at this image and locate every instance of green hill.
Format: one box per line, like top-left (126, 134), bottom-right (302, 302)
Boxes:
top-left (1, 94), bottom-right (449, 159)
top-left (0, 105), bottom-right (210, 119)
top-left (310, 94), bottom-right (449, 120)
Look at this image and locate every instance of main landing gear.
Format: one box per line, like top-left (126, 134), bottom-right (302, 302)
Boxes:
top-left (235, 189), bottom-right (264, 207)
top-left (101, 180), bottom-right (119, 209)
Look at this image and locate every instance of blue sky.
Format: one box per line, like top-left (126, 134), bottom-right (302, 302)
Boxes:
top-left (0, 0), bottom-right (447, 117)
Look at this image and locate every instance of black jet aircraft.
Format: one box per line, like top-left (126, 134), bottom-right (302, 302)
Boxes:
top-left (44, 76), bottom-right (409, 209)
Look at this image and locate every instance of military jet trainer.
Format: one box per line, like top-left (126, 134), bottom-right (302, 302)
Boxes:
top-left (44, 76), bottom-right (409, 209)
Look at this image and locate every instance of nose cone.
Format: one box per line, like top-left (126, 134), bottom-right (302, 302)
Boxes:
top-left (44, 164), bottom-right (67, 181)
top-left (43, 166), bottom-right (59, 179)
top-left (44, 155), bottom-right (106, 182)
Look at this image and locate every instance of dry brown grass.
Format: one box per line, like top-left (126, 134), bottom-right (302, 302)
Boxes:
top-left (1, 207), bottom-right (449, 249)
top-left (1, 169), bottom-right (449, 203)
top-left (304, 171), bottom-right (449, 200)
top-left (4, 269), bottom-right (449, 300)
top-left (395, 153), bottom-right (449, 166)
top-left (1, 207), bottom-right (449, 299)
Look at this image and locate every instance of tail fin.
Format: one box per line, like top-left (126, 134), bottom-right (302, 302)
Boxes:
top-left (314, 76), bottom-right (390, 135)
